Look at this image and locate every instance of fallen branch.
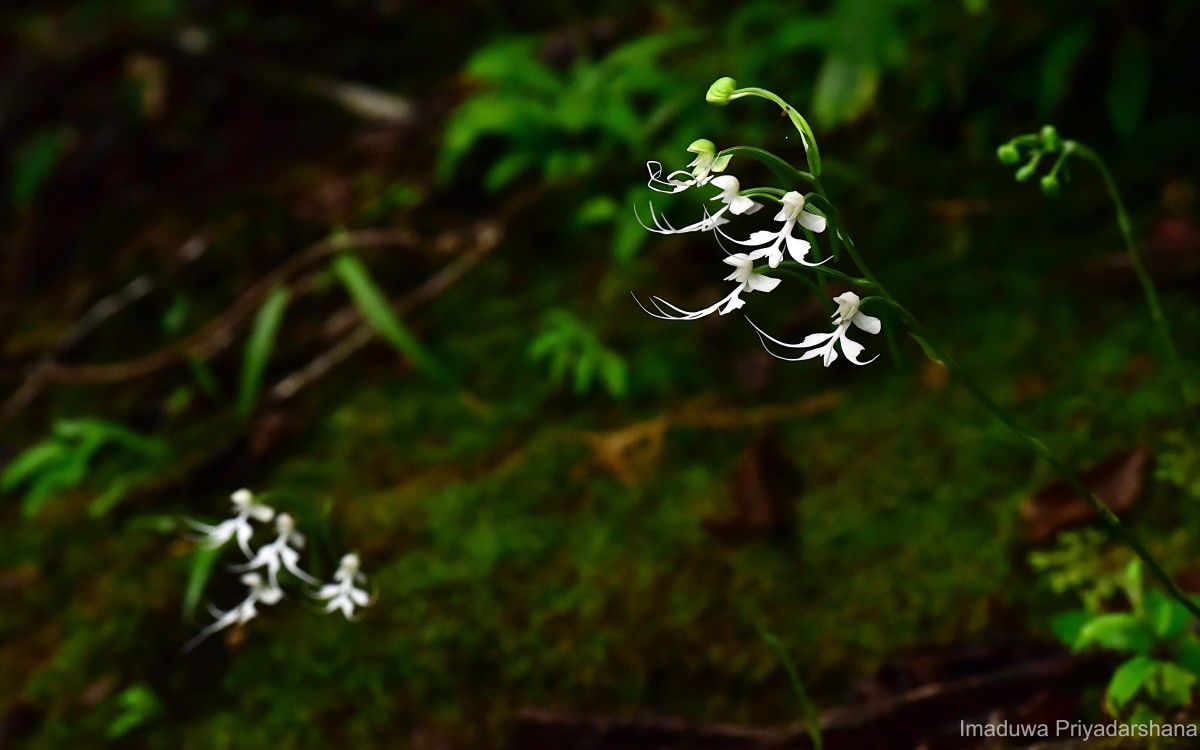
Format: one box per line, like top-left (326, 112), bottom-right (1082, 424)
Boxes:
top-left (510, 652), bottom-right (1111, 750)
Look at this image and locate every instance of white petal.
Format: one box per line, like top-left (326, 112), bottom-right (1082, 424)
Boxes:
top-left (728, 195), bottom-right (759, 215)
top-left (247, 504), bottom-right (275, 522)
top-left (840, 333), bottom-right (880, 365)
top-left (350, 588), bottom-right (371, 606)
top-left (633, 293), bottom-right (724, 321)
top-left (717, 289), bottom-right (747, 315)
top-left (636, 203), bottom-right (728, 235)
top-left (645, 161), bottom-right (692, 194)
top-left (852, 313), bottom-right (881, 335)
top-left (798, 209), bottom-right (827, 233)
top-left (821, 343), bottom-right (839, 367)
top-left (785, 235), bottom-right (811, 263)
top-left (745, 274), bottom-right (781, 293)
top-left (709, 175), bottom-right (740, 192)
top-left (747, 318), bottom-right (824, 350)
top-left (799, 331), bottom-right (837, 348)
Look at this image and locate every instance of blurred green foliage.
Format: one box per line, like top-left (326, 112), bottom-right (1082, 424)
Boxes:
top-left (2, 0), bottom-right (1200, 747)
top-left (1052, 561), bottom-right (1200, 722)
top-left (2, 419), bottom-right (169, 518)
top-left (528, 310), bottom-right (628, 398)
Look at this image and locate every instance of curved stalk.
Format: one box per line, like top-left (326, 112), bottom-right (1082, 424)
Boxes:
top-left (719, 146), bottom-right (815, 187)
top-left (1067, 141), bottom-right (1198, 434)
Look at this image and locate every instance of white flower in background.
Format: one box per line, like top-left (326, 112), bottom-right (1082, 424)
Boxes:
top-left (232, 513), bottom-right (320, 590)
top-left (722, 191), bottom-right (827, 268)
top-left (752, 291), bottom-right (881, 366)
top-left (184, 572), bottom-right (283, 651)
top-left (637, 253), bottom-right (781, 320)
top-left (637, 174), bottom-right (761, 236)
top-left (187, 488), bottom-right (275, 558)
top-left (314, 552), bottom-right (372, 620)
top-left (646, 138), bottom-right (732, 194)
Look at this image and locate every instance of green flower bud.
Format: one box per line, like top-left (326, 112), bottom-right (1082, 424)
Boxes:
top-left (1039, 174), bottom-right (1060, 196)
top-left (1040, 125), bottom-right (1061, 152)
top-left (686, 138), bottom-right (716, 156)
top-left (706, 77), bottom-right (738, 105)
top-left (1015, 154), bottom-right (1041, 183)
top-left (996, 143), bottom-right (1021, 165)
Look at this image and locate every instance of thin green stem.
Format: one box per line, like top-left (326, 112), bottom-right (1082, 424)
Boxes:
top-left (719, 146), bottom-right (814, 187)
top-left (728, 88), bottom-right (822, 176)
top-left (808, 187), bottom-right (1200, 620)
top-left (774, 261), bottom-right (871, 289)
top-left (1067, 141), bottom-right (1198, 434)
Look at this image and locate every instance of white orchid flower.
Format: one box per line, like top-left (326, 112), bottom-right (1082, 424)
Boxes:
top-left (751, 291), bottom-right (881, 366)
top-left (721, 191), bottom-right (827, 268)
top-left (314, 552), bottom-right (372, 620)
top-left (184, 572), bottom-right (282, 651)
top-left (637, 174), bottom-right (761, 236)
top-left (232, 513), bottom-right (320, 590)
top-left (646, 139), bottom-right (732, 194)
top-left (637, 253), bottom-right (781, 321)
top-left (709, 175), bottom-right (761, 217)
top-left (187, 488), bottom-right (275, 558)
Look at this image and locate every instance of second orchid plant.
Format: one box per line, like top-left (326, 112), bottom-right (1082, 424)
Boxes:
top-left (185, 489), bottom-right (373, 650)
top-left (635, 76), bottom-right (1200, 619)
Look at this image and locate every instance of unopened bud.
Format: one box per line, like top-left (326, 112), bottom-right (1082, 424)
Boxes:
top-left (1040, 174), bottom-right (1060, 196)
top-left (996, 143), bottom-right (1021, 165)
top-left (1015, 157), bottom-right (1040, 183)
top-left (1040, 125), bottom-right (1061, 152)
top-left (706, 77), bottom-right (738, 105)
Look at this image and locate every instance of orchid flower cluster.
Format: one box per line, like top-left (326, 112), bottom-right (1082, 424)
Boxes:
top-left (629, 77), bottom-right (1200, 622)
top-left (634, 81), bottom-right (882, 367)
top-left (185, 489), bottom-right (373, 650)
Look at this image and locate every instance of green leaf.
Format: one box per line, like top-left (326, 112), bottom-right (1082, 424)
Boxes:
top-left (1145, 588), bottom-right (1192, 641)
top-left (1177, 639), bottom-right (1200, 677)
top-left (11, 128), bottom-right (71, 210)
top-left (88, 474), bottom-right (135, 518)
top-left (1107, 34), bottom-right (1150, 139)
top-left (1124, 559), bottom-right (1144, 613)
top-left (1049, 609), bottom-right (1092, 646)
top-left (1107, 654), bottom-right (1157, 709)
top-left (761, 629), bottom-right (824, 750)
top-left (465, 38), bottom-right (561, 95)
top-left (1, 442), bottom-right (67, 493)
top-left (484, 151), bottom-right (534, 192)
top-left (812, 55), bottom-right (880, 128)
top-left (331, 254), bottom-right (451, 385)
top-left (1074, 612), bottom-right (1151, 653)
top-left (237, 285), bottom-right (291, 418)
top-left (106, 684), bottom-right (162, 739)
top-left (183, 544), bottom-right (223, 620)
top-left (1038, 22), bottom-right (1093, 115)
top-left (1151, 662), bottom-right (1197, 707)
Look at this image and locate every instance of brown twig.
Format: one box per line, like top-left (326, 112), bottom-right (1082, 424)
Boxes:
top-left (268, 221), bottom-right (502, 402)
top-left (1, 228), bottom-right (417, 420)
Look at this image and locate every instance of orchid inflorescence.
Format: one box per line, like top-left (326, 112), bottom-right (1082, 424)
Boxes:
top-left (185, 489), bottom-right (373, 650)
top-left (634, 97), bottom-right (881, 367)
top-left (629, 76), bottom-right (1200, 622)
